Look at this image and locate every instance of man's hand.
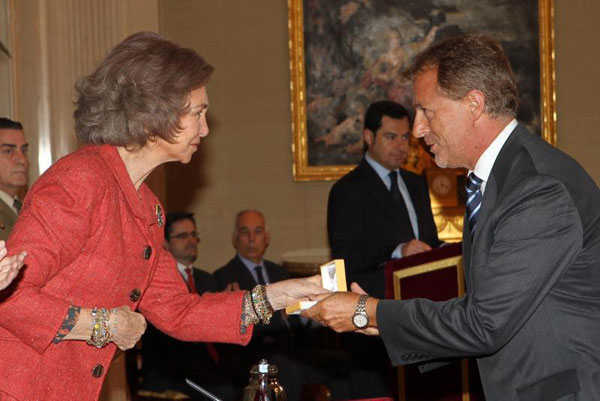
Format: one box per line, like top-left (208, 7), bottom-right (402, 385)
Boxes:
top-left (401, 239), bottom-right (432, 256)
top-left (0, 241), bottom-right (26, 290)
top-left (109, 306), bottom-right (147, 350)
top-left (265, 275), bottom-right (329, 311)
top-left (302, 282), bottom-right (379, 335)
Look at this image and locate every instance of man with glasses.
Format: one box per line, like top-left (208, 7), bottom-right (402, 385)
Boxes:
top-left (163, 211), bottom-right (214, 293)
top-left (0, 118), bottom-right (29, 241)
top-left (140, 211), bottom-right (234, 400)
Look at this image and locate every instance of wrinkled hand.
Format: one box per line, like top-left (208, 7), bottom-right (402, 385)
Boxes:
top-left (302, 282), bottom-right (379, 335)
top-left (110, 306), bottom-right (147, 350)
top-left (265, 275), bottom-right (329, 311)
top-left (402, 239), bottom-right (432, 256)
top-left (0, 241), bottom-right (26, 291)
top-left (224, 282), bottom-right (240, 292)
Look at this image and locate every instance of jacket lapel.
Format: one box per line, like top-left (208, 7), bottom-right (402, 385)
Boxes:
top-left (358, 159), bottom-right (414, 238)
top-left (465, 124), bottom-right (524, 286)
top-left (233, 256), bottom-right (259, 288)
top-left (474, 124), bottom-right (525, 240)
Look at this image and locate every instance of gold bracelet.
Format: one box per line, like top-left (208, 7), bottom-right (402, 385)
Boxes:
top-left (110, 308), bottom-right (118, 339)
top-left (250, 285), bottom-right (274, 324)
top-left (87, 307), bottom-right (111, 348)
top-left (241, 291), bottom-right (260, 333)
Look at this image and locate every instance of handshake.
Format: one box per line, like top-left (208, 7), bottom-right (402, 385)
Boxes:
top-left (268, 259), bottom-right (380, 336)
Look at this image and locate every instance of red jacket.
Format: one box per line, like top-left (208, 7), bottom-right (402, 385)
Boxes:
top-left (0, 145), bottom-right (252, 400)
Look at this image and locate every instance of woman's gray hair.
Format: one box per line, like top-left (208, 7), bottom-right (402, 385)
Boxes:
top-left (74, 31), bottom-right (214, 148)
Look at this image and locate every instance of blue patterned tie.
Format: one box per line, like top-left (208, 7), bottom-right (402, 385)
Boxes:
top-left (465, 173), bottom-right (483, 237)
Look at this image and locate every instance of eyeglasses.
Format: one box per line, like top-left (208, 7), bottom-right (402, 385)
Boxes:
top-left (169, 231), bottom-right (201, 241)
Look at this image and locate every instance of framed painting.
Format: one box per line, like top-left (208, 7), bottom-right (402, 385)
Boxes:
top-left (288, 0), bottom-right (556, 181)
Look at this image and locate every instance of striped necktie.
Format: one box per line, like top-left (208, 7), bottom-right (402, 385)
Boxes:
top-left (465, 173), bottom-right (484, 237)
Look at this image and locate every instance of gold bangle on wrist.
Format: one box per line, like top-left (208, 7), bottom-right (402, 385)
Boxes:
top-left (250, 285), bottom-right (274, 325)
top-left (243, 291), bottom-right (260, 326)
top-left (87, 307), bottom-right (111, 348)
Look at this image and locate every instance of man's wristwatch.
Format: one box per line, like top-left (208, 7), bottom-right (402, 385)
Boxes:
top-left (352, 294), bottom-right (369, 329)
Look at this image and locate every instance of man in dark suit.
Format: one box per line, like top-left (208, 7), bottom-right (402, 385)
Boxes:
top-left (214, 209), bottom-right (305, 401)
top-left (0, 118), bottom-right (29, 241)
top-left (327, 100), bottom-right (441, 398)
top-left (140, 211), bottom-right (234, 401)
top-left (307, 35), bottom-right (600, 401)
top-left (328, 100), bottom-right (441, 300)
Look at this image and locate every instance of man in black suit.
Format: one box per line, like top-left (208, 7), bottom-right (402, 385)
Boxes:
top-left (214, 210), bottom-right (303, 401)
top-left (328, 100), bottom-right (441, 300)
top-left (327, 100), bottom-right (441, 398)
top-left (308, 35), bottom-right (600, 401)
top-left (140, 211), bottom-right (234, 401)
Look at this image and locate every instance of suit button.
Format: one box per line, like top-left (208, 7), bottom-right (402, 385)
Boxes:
top-left (143, 246), bottom-right (152, 260)
top-left (130, 288), bottom-right (141, 302)
top-left (92, 364), bottom-right (104, 378)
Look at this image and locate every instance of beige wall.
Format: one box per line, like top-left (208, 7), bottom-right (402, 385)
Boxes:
top-left (10, 0), bottom-right (163, 200)
top-left (160, 1), bottom-right (600, 272)
top-left (160, 0), bottom-right (333, 270)
top-left (10, 1), bottom-right (594, 272)
top-left (555, 1), bottom-right (600, 181)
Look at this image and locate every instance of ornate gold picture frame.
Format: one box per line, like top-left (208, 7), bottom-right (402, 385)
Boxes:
top-left (288, 0), bottom-right (556, 181)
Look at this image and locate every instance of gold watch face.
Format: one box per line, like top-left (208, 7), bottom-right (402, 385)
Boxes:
top-left (352, 313), bottom-right (368, 328)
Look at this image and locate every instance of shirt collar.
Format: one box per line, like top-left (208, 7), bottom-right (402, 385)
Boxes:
top-left (365, 152), bottom-right (395, 181)
top-left (472, 119), bottom-right (518, 192)
top-left (238, 254), bottom-right (264, 270)
top-left (0, 190), bottom-right (17, 214)
top-left (176, 261), bottom-right (193, 278)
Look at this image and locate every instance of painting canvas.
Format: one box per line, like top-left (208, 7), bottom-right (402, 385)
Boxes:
top-left (289, 0), bottom-right (555, 181)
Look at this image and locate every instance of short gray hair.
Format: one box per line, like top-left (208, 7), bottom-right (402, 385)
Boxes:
top-left (408, 35), bottom-right (518, 118)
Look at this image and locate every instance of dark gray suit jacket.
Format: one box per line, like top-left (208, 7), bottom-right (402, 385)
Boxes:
top-left (377, 125), bottom-right (600, 401)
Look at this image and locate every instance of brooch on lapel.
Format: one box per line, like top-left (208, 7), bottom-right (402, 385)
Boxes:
top-left (155, 204), bottom-right (164, 227)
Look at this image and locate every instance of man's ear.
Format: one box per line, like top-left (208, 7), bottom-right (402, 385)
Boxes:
top-left (363, 129), bottom-right (375, 147)
top-left (265, 231), bottom-right (271, 249)
top-left (466, 90), bottom-right (485, 120)
top-left (231, 233), bottom-right (238, 250)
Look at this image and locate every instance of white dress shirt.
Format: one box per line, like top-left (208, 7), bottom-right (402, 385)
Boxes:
top-left (471, 119), bottom-right (518, 195)
top-left (365, 152), bottom-right (419, 258)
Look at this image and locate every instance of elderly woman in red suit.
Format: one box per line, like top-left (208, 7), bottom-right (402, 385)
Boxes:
top-left (0, 32), bottom-right (325, 401)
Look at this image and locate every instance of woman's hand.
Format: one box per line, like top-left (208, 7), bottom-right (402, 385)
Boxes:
top-left (0, 241), bottom-right (26, 291)
top-left (265, 275), bottom-right (330, 311)
top-left (109, 306), bottom-right (147, 350)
